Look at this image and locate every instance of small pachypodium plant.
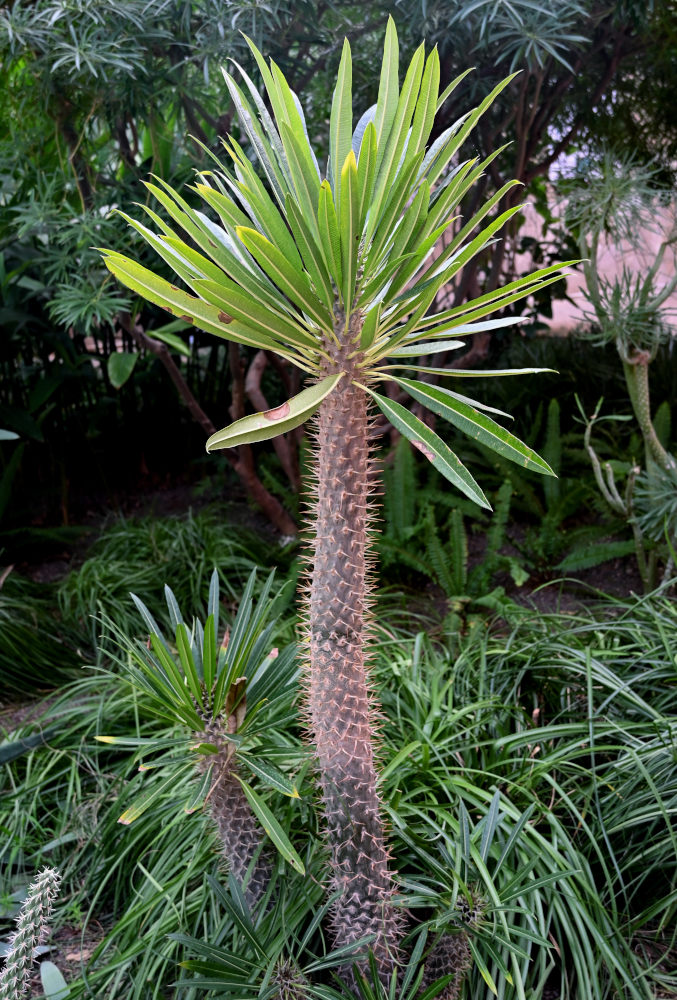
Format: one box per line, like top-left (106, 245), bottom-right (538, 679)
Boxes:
top-left (422, 889), bottom-right (487, 1000)
top-left (0, 867), bottom-right (61, 1000)
top-left (99, 570), bottom-right (301, 910)
top-left (101, 20), bottom-right (561, 979)
top-left (564, 150), bottom-right (677, 588)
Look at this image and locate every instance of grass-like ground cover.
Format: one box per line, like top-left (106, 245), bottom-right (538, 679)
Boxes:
top-left (1, 515), bottom-right (675, 999)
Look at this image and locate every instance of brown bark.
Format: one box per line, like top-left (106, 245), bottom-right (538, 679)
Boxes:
top-left (119, 315), bottom-right (297, 536)
top-left (245, 351), bottom-right (301, 491)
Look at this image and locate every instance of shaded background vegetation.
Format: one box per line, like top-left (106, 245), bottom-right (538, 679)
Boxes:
top-left (1, 5), bottom-right (677, 997)
top-left (2, 0), bottom-right (677, 553)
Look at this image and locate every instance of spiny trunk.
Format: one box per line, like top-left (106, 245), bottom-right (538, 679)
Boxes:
top-left (421, 933), bottom-right (472, 1000)
top-left (196, 721), bottom-right (271, 910)
top-left (305, 369), bottom-right (402, 981)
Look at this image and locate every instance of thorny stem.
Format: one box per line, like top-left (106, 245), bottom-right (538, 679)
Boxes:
top-left (0, 868), bottom-right (61, 1000)
top-left (304, 310), bottom-right (402, 983)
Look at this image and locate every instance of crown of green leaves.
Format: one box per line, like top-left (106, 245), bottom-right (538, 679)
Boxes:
top-left (101, 19), bottom-right (569, 508)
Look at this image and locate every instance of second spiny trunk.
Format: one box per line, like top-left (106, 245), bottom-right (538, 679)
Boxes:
top-left (306, 332), bottom-right (401, 981)
top-left (195, 714), bottom-right (271, 910)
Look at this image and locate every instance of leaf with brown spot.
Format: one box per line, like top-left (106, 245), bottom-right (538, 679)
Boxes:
top-left (264, 401), bottom-right (291, 421)
top-left (360, 383), bottom-right (490, 509)
top-left (206, 373), bottom-right (343, 450)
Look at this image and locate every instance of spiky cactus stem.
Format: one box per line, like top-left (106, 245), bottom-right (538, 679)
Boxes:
top-left (421, 933), bottom-right (472, 1000)
top-left (0, 868), bottom-right (61, 1000)
top-left (304, 317), bottom-right (402, 981)
top-left (196, 715), bottom-right (271, 909)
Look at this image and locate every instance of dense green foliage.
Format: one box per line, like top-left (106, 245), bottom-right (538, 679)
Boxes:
top-left (1, 523), bottom-right (675, 997)
top-left (3, 0), bottom-right (677, 545)
top-left (2, 5), bottom-right (677, 998)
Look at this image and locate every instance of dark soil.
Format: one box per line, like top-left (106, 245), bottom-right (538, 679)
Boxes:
top-left (25, 923), bottom-right (107, 998)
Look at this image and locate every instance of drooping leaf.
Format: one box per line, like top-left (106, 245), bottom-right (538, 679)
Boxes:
top-left (239, 754), bottom-right (300, 798)
top-left (361, 385), bottom-right (490, 508)
top-left (469, 939), bottom-right (499, 996)
top-left (118, 767), bottom-right (188, 825)
top-left (391, 376), bottom-right (555, 475)
top-left (206, 374), bottom-right (343, 451)
top-left (237, 776), bottom-right (305, 874)
top-left (184, 763), bottom-right (214, 814)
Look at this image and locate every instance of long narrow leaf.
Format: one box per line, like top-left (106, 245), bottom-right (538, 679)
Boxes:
top-left (237, 776), bottom-right (305, 874)
top-left (236, 226), bottom-right (332, 329)
top-left (239, 755), bottom-right (300, 798)
top-left (391, 376), bottom-right (555, 475)
top-left (330, 39), bottom-right (353, 199)
top-left (360, 384), bottom-right (490, 508)
top-left (206, 373), bottom-right (342, 451)
top-left (373, 17), bottom-right (399, 170)
top-left (101, 252), bottom-right (299, 359)
top-left (339, 150), bottom-right (359, 312)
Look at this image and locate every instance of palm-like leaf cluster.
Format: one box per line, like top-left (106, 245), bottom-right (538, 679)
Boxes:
top-left (101, 18), bottom-right (567, 508)
top-left (98, 569), bottom-right (303, 884)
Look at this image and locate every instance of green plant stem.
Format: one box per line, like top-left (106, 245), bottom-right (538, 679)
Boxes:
top-left (306, 365), bottom-right (401, 981)
top-left (622, 354), bottom-right (676, 474)
top-left (584, 418), bottom-right (656, 591)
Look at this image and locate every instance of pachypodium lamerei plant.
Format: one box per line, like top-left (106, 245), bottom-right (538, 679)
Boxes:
top-left (101, 20), bottom-right (562, 981)
top-left (0, 867), bottom-right (61, 1000)
top-left (99, 570), bottom-right (302, 911)
top-left (563, 150), bottom-right (677, 587)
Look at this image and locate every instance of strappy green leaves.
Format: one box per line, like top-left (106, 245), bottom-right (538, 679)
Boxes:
top-left (361, 384), bottom-right (490, 509)
top-left (102, 19), bottom-right (565, 492)
top-left (389, 376), bottom-right (555, 475)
